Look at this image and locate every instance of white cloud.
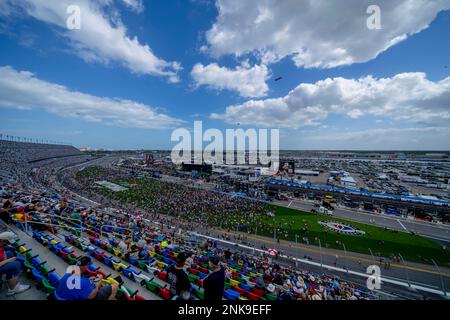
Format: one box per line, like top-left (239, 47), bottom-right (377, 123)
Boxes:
top-left (191, 62), bottom-right (269, 97)
top-left (211, 73), bottom-right (450, 128)
top-left (205, 0), bottom-right (450, 68)
top-left (0, 66), bottom-right (183, 129)
top-left (1, 0), bottom-right (180, 82)
top-left (120, 0), bottom-right (144, 13)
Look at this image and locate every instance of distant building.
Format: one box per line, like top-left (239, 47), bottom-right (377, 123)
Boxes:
top-left (340, 176), bottom-right (357, 187)
top-left (295, 169), bottom-right (320, 176)
top-left (399, 175), bottom-right (428, 184)
top-left (144, 154), bottom-right (154, 166)
top-left (181, 162), bottom-right (212, 174)
top-left (424, 153), bottom-right (447, 159)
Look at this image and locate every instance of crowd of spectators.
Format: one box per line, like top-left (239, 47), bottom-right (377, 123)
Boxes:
top-left (63, 166), bottom-right (273, 233)
top-left (0, 141), bottom-right (379, 300)
top-left (0, 182), bottom-right (377, 300)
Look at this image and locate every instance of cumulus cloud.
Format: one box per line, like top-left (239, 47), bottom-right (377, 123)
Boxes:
top-left (0, 0), bottom-right (180, 82)
top-left (205, 0), bottom-right (450, 68)
top-left (0, 66), bottom-right (183, 129)
top-left (211, 73), bottom-right (450, 128)
top-left (191, 62), bottom-right (270, 97)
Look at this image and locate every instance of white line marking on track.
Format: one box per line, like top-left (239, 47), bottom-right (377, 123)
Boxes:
top-left (397, 219), bottom-right (408, 231)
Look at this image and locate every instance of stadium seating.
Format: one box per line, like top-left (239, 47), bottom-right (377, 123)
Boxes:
top-left (28, 230), bottom-right (146, 300)
top-left (2, 177), bottom-right (380, 301)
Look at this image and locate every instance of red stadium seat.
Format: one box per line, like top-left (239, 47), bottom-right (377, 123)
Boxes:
top-left (188, 268), bottom-right (199, 275)
top-left (157, 270), bottom-right (167, 281)
top-left (159, 286), bottom-right (171, 300)
top-left (251, 287), bottom-right (264, 297)
top-left (198, 266), bottom-right (209, 274)
top-left (245, 291), bottom-right (260, 300)
top-left (233, 286), bottom-right (245, 295)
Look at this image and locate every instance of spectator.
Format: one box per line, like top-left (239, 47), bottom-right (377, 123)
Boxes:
top-left (167, 252), bottom-right (192, 300)
top-left (203, 256), bottom-right (225, 300)
top-left (223, 249), bottom-right (232, 260)
top-left (136, 237), bottom-right (147, 249)
top-left (279, 283), bottom-right (295, 301)
top-left (118, 237), bottom-right (131, 256)
top-left (0, 200), bottom-right (13, 224)
top-left (272, 272), bottom-right (284, 286)
top-left (55, 256), bottom-right (118, 300)
top-left (266, 283), bottom-right (276, 296)
top-left (137, 248), bottom-right (152, 264)
top-left (0, 231), bottom-right (31, 295)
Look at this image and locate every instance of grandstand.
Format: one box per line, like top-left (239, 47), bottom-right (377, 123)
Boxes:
top-left (265, 179), bottom-right (450, 206)
top-left (0, 140), bottom-right (83, 164)
top-left (0, 140), bottom-right (91, 184)
top-left (265, 179), bottom-right (450, 218)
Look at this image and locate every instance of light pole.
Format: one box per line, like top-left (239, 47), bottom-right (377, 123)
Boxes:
top-left (253, 226), bottom-right (257, 255)
top-left (318, 238), bottom-right (323, 270)
top-left (398, 253), bottom-right (411, 289)
top-left (274, 228), bottom-right (276, 246)
top-left (295, 234), bottom-right (298, 267)
top-left (343, 243), bottom-right (348, 273)
top-left (368, 248), bottom-right (376, 265)
top-left (431, 259), bottom-right (447, 297)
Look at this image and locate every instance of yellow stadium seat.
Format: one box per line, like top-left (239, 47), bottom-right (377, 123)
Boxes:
top-left (229, 279), bottom-right (240, 287)
top-left (111, 261), bottom-right (127, 272)
top-left (102, 278), bottom-right (120, 286)
top-left (18, 246), bottom-right (27, 253)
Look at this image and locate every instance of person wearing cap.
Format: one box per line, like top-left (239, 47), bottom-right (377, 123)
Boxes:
top-left (279, 282), bottom-right (295, 301)
top-left (55, 256), bottom-right (118, 300)
top-left (266, 283), bottom-right (276, 295)
top-left (167, 252), bottom-right (192, 300)
top-left (0, 231), bottom-right (30, 295)
top-left (203, 256), bottom-right (225, 300)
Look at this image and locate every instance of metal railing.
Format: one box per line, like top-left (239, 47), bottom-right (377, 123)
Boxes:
top-left (0, 133), bottom-right (71, 145)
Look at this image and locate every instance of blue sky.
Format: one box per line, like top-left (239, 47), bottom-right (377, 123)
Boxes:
top-left (0, 0), bottom-right (449, 150)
